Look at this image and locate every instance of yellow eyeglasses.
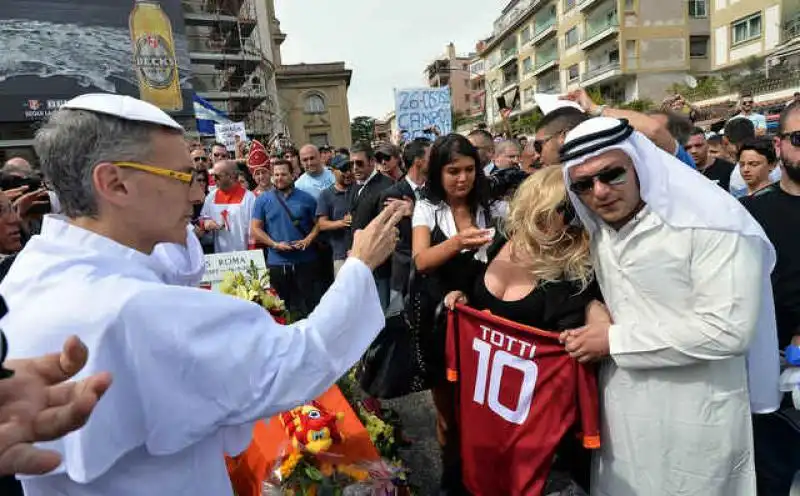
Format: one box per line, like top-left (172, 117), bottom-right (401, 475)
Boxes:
top-left (113, 162), bottom-right (198, 185)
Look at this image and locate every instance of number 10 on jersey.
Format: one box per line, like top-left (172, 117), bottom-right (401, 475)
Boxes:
top-left (472, 337), bottom-right (538, 425)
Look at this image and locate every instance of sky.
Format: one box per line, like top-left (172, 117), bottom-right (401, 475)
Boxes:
top-left (274, 0), bottom-right (506, 120)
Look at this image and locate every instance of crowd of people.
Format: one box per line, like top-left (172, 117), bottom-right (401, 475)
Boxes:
top-left (0, 85), bottom-right (799, 496)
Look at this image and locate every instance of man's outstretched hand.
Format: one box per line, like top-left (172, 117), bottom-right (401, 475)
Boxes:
top-left (0, 335), bottom-right (112, 476)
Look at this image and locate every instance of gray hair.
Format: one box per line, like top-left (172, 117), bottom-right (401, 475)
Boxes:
top-left (34, 109), bottom-right (169, 218)
top-left (496, 139), bottom-right (521, 155)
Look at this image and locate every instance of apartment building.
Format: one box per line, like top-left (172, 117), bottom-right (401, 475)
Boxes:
top-left (468, 56), bottom-right (487, 120)
top-left (425, 43), bottom-right (475, 116)
top-left (708, 0), bottom-right (799, 71)
top-left (476, 0), bottom-right (719, 127)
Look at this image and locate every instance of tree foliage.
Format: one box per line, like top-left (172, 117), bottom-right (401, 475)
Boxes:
top-left (510, 110), bottom-right (543, 135)
top-left (350, 116), bottom-right (375, 143)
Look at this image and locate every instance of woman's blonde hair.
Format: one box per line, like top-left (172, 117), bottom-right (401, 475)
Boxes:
top-left (504, 165), bottom-right (593, 290)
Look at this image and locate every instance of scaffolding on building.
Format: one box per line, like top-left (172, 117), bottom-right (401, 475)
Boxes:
top-left (181, 0), bottom-right (285, 142)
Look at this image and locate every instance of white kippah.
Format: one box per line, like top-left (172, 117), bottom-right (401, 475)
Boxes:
top-left (62, 93), bottom-right (184, 131)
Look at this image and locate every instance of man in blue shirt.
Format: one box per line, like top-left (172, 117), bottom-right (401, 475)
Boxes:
top-left (251, 160), bottom-right (320, 318)
top-left (296, 145), bottom-right (335, 200)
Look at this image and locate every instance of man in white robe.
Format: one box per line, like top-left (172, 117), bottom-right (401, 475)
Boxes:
top-left (200, 159), bottom-right (256, 253)
top-left (0, 93), bottom-right (403, 496)
top-left (558, 117), bottom-right (781, 496)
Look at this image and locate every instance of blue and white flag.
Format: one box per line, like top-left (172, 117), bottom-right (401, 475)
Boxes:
top-left (193, 94), bottom-right (230, 135)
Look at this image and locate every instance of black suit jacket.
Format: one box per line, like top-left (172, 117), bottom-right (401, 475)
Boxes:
top-left (379, 178), bottom-right (415, 256)
top-left (379, 177), bottom-right (418, 292)
top-left (349, 172), bottom-right (394, 278)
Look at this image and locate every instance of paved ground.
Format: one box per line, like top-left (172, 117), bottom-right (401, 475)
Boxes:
top-left (384, 392), bottom-right (441, 495)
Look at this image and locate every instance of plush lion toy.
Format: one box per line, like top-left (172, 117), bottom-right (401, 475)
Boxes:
top-left (277, 401), bottom-right (351, 481)
top-left (275, 402), bottom-right (373, 486)
top-left (280, 401), bottom-right (345, 454)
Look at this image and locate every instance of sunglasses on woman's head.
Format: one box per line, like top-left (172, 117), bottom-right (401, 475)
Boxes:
top-left (569, 167), bottom-right (628, 194)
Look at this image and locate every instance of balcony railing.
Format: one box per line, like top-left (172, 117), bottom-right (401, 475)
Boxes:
top-left (784, 14), bottom-right (800, 42)
top-left (537, 79), bottom-right (559, 93)
top-left (533, 15), bottom-right (557, 35)
top-left (493, 0), bottom-right (537, 37)
top-left (582, 61), bottom-right (621, 81)
top-left (501, 46), bottom-right (519, 60)
top-left (585, 14), bottom-right (619, 40)
top-left (578, 0), bottom-right (606, 11)
top-left (535, 51), bottom-right (558, 68)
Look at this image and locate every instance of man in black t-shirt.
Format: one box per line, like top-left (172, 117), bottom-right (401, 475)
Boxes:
top-left (686, 127), bottom-right (735, 191)
top-left (740, 101), bottom-right (800, 496)
top-left (316, 155), bottom-right (355, 277)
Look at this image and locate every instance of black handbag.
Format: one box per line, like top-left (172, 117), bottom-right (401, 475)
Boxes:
top-left (356, 265), bottom-right (447, 398)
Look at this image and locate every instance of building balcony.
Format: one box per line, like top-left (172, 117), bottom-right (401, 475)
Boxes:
top-left (581, 61), bottom-right (622, 86)
top-left (784, 14), bottom-right (800, 43)
top-left (530, 17), bottom-right (557, 46)
top-left (531, 53), bottom-right (559, 77)
top-left (498, 76), bottom-right (520, 96)
top-left (498, 46), bottom-right (519, 67)
top-left (492, 0), bottom-right (537, 37)
top-left (536, 78), bottom-right (560, 93)
top-left (577, 0), bottom-right (608, 12)
top-left (581, 17), bottom-right (620, 50)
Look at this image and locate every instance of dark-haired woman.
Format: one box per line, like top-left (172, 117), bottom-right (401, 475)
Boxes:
top-left (411, 133), bottom-right (503, 493)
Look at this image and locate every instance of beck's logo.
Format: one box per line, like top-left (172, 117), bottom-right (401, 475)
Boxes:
top-left (133, 33), bottom-right (176, 89)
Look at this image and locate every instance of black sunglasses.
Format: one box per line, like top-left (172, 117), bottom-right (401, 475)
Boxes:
top-left (569, 167), bottom-right (628, 194)
top-left (780, 131), bottom-right (800, 147)
top-left (193, 156), bottom-right (208, 162)
top-left (533, 134), bottom-right (557, 154)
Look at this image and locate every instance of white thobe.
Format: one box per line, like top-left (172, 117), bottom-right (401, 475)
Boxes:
top-left (0, 216), bottom-right (384, 496)
top-left (591, 209), bottom-right (762, 496)
top-left (200, 184), bottom-right (256, 253)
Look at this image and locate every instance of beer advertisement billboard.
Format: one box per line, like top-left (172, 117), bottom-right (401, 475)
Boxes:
top-left (0, 0), bottom-right (193, 122)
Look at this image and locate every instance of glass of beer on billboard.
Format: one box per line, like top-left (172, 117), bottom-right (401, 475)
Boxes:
top-left (129, 0), bottom-right (183, 111)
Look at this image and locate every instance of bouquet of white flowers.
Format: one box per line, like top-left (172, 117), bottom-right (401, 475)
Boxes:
top-left (219, 262), bottom-right (290, 324)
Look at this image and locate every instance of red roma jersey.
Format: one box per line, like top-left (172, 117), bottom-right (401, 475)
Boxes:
top-left (446, 304), bottom-right (600, 496)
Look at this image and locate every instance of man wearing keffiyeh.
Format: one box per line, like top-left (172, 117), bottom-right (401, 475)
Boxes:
top-left (558, 117), bottom-right (780, 496)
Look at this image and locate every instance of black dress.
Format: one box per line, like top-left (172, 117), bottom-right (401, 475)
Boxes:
top-left (417, 214), bottom-right (487, 383)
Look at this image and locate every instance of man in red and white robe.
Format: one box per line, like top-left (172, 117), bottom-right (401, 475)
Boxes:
top-left (200, 159), bottom-right (256, 253)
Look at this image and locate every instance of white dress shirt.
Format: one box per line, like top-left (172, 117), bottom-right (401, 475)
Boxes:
top-left (2, 216), bottom-right (384, 496)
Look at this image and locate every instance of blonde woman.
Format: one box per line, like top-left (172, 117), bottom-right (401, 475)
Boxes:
top-left (444, 165), bottom-right (606, 494)
top-left (445, 165), bottom-right (602, 331)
